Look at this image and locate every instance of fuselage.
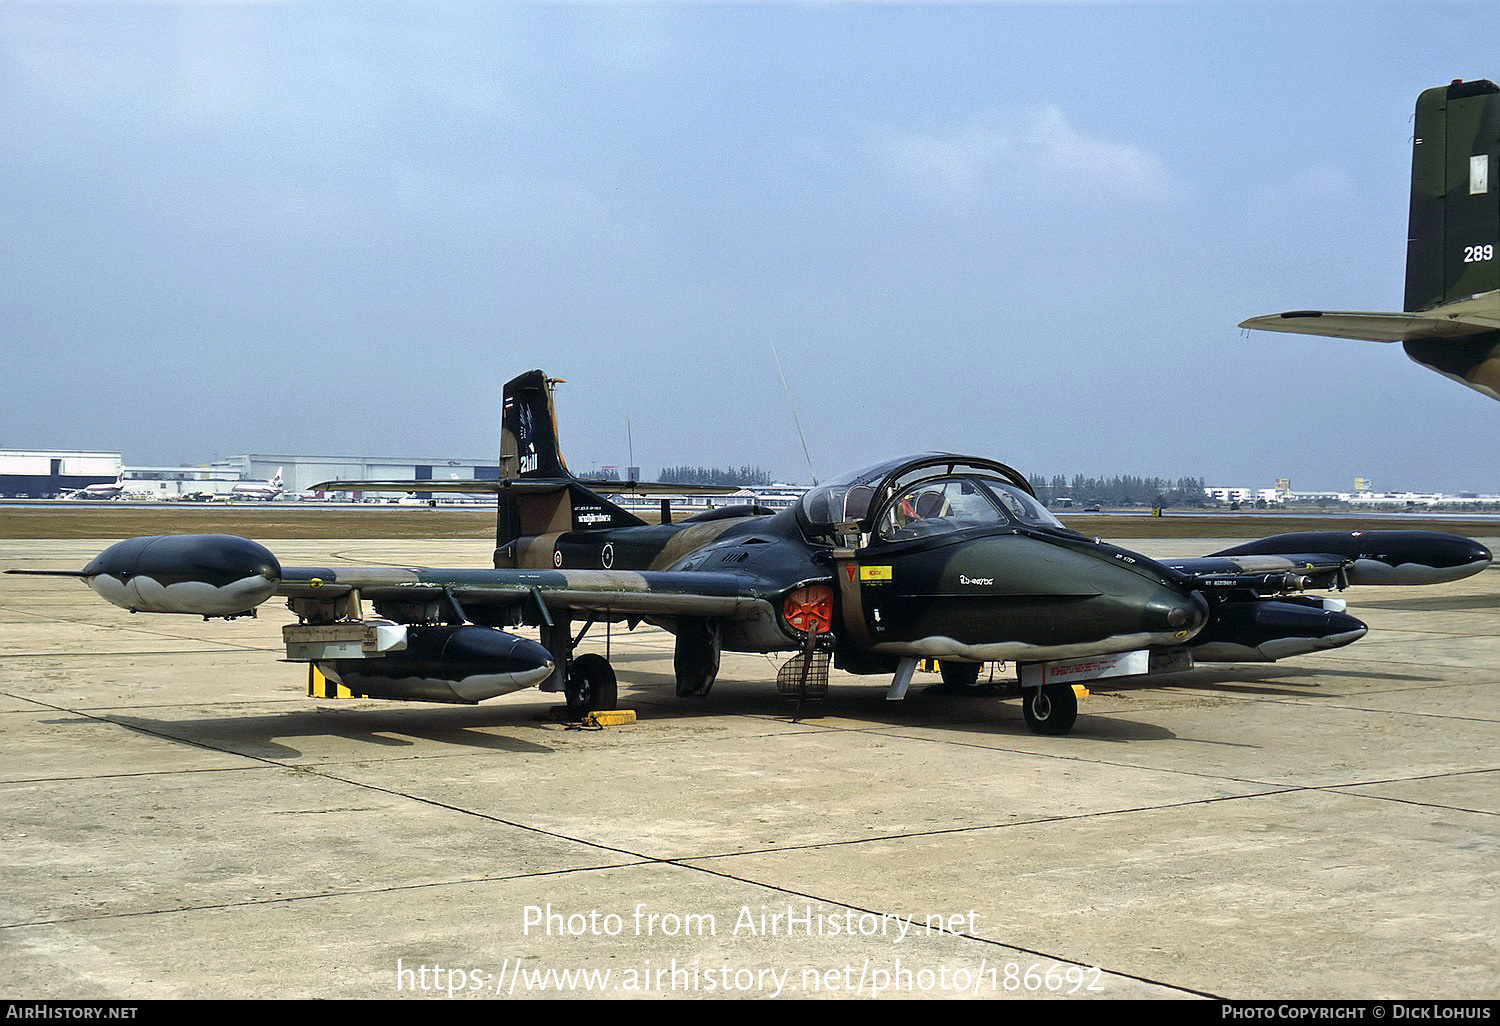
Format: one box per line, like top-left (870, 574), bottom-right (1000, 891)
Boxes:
top-left (1403, 335), bottom-right (1500, 402)
top-left (502, 501), bottom-right (1211, 668)
top-left (67, 484), bottom-right (123, 500)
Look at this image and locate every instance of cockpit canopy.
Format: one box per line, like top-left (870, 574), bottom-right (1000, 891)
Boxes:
top-left (796, 453), bottom-right (1063, 541)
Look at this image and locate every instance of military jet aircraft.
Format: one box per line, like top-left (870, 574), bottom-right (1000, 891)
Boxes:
top-left (1241, 78), bottom-right (1500, 400)
top-left (9, 370), bottom-right (1491, 735)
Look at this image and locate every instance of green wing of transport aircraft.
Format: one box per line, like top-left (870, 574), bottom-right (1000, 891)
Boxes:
top-left (9, 370), bottom-right (1492, 736)
top-left (1242, 78), bottom-right (1500, 400)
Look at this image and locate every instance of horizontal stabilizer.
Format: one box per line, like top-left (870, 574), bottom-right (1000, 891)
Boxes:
top-left (309, 479), bottom-right (499, 494)
top-left (309, 478), bottom-right (743, 496)
top-left (1241, 290), bottom-right (1500, 343)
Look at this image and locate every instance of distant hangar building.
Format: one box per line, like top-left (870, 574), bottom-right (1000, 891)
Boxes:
top-left (0, 450), bottom-right (121, 497)
top-left (210, 454), bottom-right (500, 496)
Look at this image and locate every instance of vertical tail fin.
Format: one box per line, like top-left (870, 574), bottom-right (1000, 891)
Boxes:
top-left (1405, 79), bottom-right (1500, 313)
top-left (494, 370), bottom-right (644, 566)
top-left (501, 370), bottom-right (571, 481)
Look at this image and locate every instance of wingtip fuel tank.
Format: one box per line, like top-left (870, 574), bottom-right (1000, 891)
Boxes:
top-left (81, 535), bottom-right (282, 616)
top-left (1211, 531), bottom-right (1492, 587)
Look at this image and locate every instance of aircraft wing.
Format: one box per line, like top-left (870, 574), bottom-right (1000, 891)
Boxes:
top-left (276, 564), bottom-right (774, 619)
top-left (5, 535), bottom-right (780, 621)
top-left (311, 478), bottom-right (742, 496)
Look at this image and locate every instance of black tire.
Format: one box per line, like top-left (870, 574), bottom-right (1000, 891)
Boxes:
top-left (673, 617), bottom-right (721, 698)
top-left (938, 661), bottom-right (982, 689)
top-left (1022, 683), bottom-right (1078, 735)
top-left (565, 653), bottom-right (618, 718)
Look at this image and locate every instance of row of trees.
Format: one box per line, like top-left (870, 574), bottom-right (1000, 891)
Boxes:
top-left (658, 465), bottom-right (775, 487)
top-left (1027, 474), bottom-right (1209, 508)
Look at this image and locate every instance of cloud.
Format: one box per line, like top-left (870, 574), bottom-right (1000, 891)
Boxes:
top-left (882, 105), bottom-right (1173, 205)
top-left (1248, 161), bottom-right (1357, 210)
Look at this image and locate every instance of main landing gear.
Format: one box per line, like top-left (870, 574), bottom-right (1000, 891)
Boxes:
top-left (565, 653), bottom-right (618, 720)
top-left (673, 617), bottom-right (721, 698)
top-left (541, 615), bottom-right (621, 720)
top-left (540, 612), bottom-right (722, 718)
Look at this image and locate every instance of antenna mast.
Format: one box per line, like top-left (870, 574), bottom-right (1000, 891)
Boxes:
top-left (771, 342), bottom-right (818, 486)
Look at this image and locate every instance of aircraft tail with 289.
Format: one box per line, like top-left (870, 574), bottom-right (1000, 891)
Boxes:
top-left (1241, 78), bottom-right (1500, 399)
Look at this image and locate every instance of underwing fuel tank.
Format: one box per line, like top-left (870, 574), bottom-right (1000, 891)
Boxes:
top-left (1189, 600), bottom-right (1368, 662)
top-left (81, 535), bottom-right (281, 616)
top-left (316, 626), bottom-right (555, 704)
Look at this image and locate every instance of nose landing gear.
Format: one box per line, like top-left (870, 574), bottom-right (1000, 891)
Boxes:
top-left (1022, 683), bottom-right (1078, 735)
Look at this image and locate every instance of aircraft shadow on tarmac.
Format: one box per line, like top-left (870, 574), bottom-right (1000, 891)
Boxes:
top-left (1138, 664), bottom-right (1444, 696)
top-left (59, 676), bottom-right (1187, 758)
top-left (1347, 589), bottom-right (1500, 612)
top-left (606, 674), bottom-right (1185, 743)
top-left (89, 706), bottom-right (560, 761)
top-left (59, 657), bottom-right (1445, 761)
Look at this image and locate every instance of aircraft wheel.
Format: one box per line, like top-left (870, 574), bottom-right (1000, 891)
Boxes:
top-left (565, 654), bottom-right (619, 718)
top-left (673, 618), bottom-right (721, 698)
top-left (938, 661), bottom-right (981, 689)
top-left (1022, 683), bottom-right (1077, 736)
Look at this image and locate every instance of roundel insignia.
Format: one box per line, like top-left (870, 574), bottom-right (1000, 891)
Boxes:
top-left (553, 549), bottom-right (563, 568)
top-left (601, 543), bottom-right (614, 570)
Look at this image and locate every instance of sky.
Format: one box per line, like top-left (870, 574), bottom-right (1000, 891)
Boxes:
top-left (1, 1), bottom-right (1496, 493)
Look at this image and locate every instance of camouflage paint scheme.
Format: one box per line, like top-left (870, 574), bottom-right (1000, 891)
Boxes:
top-left (1242, 79), bottom-right (1500, 400)
top-left (423, 373), bottom-right (1211, 667)
top-left (16, 369), bottom-right (1491, 737)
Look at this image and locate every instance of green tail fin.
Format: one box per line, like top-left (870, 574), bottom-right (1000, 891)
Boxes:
top-left (1405, 79), bottom-right (1500, 313)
